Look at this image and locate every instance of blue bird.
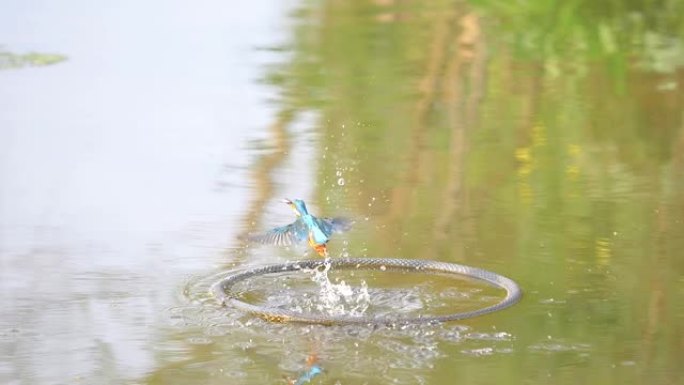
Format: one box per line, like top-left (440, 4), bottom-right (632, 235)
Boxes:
top-left (292, 364), bottom-right (322, 385)
top-left (249, 199), bottom-right (351, 257)
top-left (285, 353), bottom-right (322, 385)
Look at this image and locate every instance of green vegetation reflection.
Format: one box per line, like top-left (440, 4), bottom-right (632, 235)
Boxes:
top-left (258, 1), bottom-right (684, 384)
top-left (0, 48), bottom-right (67, 70)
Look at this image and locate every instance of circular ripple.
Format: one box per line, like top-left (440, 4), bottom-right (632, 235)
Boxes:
top-left (212, 258), bottom-right (522, 325)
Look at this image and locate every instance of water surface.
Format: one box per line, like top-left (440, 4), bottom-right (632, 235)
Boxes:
top-left (1, 1), bottom-right (684, 384)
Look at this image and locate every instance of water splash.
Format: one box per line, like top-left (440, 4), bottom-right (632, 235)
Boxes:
top-left (306, 260), bottom-right (370, 317)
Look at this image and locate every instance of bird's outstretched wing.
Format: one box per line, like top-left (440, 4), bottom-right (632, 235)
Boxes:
top-left (247, 218), bottom-right (308, 246)
top-left (314, 217), bottom-right (353, 237)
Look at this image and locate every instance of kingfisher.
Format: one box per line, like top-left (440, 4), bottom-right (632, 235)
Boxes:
top-left (290, 364), bottom-right (322, 385)
top-left (285, 354), bottom-right (322, 385)
top-left (249, 199), bottom-right (351, 257)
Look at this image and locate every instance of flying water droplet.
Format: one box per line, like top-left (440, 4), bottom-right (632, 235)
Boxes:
top-left (337, 177), bottom-right (345, 186)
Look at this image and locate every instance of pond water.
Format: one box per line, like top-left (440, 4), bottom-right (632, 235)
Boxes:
top-left (1, 1), bottom-right (684, 384)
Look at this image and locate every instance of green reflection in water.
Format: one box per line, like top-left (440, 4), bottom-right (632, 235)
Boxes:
top-left (0, 49), bottom-right (67, 69)
top-left (147, 1), bottom-right (684, 384)
top-left (264, 0), bottom-right (683, 384)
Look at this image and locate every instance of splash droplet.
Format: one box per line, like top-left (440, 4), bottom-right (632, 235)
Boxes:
top-left (337, 177), bottom-right (345, 186)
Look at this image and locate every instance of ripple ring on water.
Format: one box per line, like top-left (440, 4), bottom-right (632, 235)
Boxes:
top-left (212, 258), bottom-right (522, 326)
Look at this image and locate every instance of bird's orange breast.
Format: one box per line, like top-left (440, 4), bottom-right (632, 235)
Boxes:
top-left (307, 236), bottom-right (328, 257)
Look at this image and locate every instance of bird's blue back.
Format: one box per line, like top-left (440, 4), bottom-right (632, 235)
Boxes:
top-left (294, 200), bottom-right (331, 244)
top-left (302, 215), bottom-right (330, 244)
